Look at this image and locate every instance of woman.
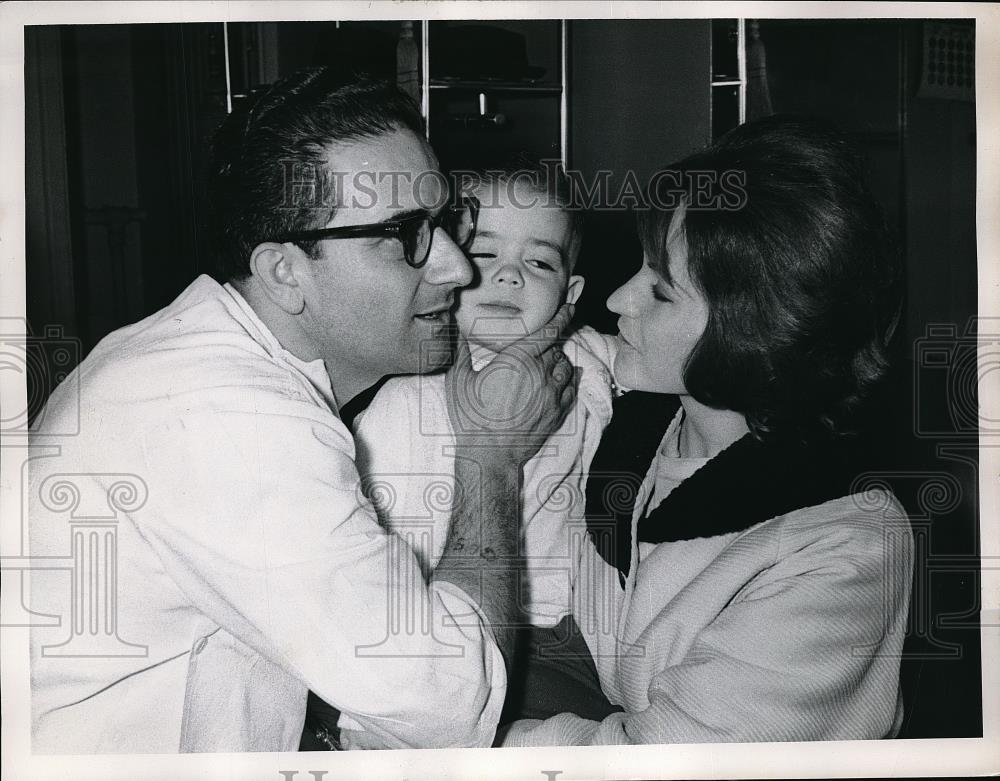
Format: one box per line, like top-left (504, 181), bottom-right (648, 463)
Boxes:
top-left (502, 115), bottom-right (913, 745)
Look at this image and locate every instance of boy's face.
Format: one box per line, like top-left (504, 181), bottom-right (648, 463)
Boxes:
top-left (455, 180), bottom-right (584, 350)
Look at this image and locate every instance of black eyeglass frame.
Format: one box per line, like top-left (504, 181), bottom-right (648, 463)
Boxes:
top-left (273, 197), bottom-right (479, 269)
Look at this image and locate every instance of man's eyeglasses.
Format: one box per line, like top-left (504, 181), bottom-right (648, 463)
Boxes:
top-left (273, 197), bottom-right (479, 269)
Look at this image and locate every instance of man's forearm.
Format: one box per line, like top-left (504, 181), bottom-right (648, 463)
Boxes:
top-left (432, 449), bottom-right (523, 665)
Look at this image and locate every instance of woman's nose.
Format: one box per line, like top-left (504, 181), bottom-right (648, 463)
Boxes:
top-left (607, 273), bottom-right (638, 316)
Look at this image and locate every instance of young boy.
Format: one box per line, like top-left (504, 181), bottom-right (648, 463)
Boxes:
top-left (352, 164), bottom-right (618, 628)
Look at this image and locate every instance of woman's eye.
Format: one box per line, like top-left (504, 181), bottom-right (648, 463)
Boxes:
top-left (652, 285), bottom-right (673, 303)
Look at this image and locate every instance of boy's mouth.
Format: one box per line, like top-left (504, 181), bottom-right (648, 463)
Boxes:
top-left (477, 300), bottom-right (522, 314)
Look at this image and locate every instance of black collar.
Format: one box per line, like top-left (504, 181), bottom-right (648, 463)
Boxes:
top-left (584, 391), bottom-right (859, 587)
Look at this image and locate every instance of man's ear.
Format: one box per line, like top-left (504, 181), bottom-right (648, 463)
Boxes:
top-left (565, 275), bottom-right (585, 305)
top-left (249, 242), bottom-right (306, 315)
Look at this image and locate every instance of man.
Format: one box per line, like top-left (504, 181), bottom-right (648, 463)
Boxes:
top-left (28, 69), bottom-right (575, 753)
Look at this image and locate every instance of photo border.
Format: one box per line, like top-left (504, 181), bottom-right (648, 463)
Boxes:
top-left (2, 2), bottom-right (997, 779)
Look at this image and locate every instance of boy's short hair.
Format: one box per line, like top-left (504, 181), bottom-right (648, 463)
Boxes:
top-left (460, 153), bottom-right (584, 271)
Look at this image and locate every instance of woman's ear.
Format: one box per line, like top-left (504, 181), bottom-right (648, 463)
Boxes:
top-left (565, 275), bottom-right (586, 305)
top-left (249, 242), bottom-right (306, 315)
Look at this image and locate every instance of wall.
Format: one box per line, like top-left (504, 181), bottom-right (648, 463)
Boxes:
top-left (569, 20), bottom-right (712, 332)
top-left (26, 24), bottom-right (228, 362)
top-left (25, 27), bottom-right (75, 338)
top-left (897, 21), bottom-right (980, 739)
top-left (62, 25), bottom-right (146, 345)
top-left (570, 20), bottom-right (712, 187)
top-left (904, 64), bottom-right (978, 343)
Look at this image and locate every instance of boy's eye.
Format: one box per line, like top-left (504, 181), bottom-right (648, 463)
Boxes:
top-left (467, 252), bottom-right (496, 262)
top-left (527, 258), bottom-right (557, 272)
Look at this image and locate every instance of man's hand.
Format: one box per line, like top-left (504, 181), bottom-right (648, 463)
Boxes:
top-left (445, 303), bottom-right (579, 465)
top-left (435, 304), bottom-right (578, 670)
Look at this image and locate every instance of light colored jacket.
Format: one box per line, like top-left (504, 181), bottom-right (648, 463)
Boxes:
top-left (504, 411), bottom-right (914, 745)
top-left (28, 276), bottom-right (505, 753)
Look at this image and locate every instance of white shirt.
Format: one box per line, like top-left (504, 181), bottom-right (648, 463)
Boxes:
top-left (28, 275), bottom-right (505, 753)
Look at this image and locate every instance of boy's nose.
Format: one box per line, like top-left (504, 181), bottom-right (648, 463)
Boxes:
top-left (493, 263), bottom-right (523, 287)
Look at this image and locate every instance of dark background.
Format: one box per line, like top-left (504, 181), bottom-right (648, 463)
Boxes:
top-left (24, 18), bottom-right (981, 739)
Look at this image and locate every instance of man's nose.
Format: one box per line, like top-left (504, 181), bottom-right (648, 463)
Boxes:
top-left (492, 262), bottom-right (523, 287)
top-left (424, 228), bottom-right (474, 288)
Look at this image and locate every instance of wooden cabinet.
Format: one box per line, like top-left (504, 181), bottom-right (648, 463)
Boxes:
top-left (225, 20), bottom-right (567, 173)
top-left (711, 19), bottom-right (746, 138)
top-left (422, 20), bottom-right (566, 171)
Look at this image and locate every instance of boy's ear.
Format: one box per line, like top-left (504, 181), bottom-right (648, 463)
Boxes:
top-left (565, 275), bottom-right (585, 305)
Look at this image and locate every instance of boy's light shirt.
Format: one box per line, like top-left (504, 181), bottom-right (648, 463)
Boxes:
top-left (353, 326), bottom-right (621, 626)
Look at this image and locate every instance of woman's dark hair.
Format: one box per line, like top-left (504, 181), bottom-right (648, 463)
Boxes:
top-left (207, 67), bottom-right (424, 281)
top-left (638, 115), bottom-right (902, 441)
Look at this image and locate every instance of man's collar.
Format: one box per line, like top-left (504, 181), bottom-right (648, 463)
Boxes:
top-left (221, 281), bottom-right (339, 412)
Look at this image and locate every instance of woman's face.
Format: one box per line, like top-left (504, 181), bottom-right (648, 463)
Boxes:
top-left (607, 204), bottom-right (709, 395)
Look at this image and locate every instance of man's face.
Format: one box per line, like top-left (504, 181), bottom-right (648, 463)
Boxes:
top-left (295, 127), bottom-right (473, 394)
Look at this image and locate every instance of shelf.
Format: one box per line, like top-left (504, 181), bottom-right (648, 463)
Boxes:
top-left (429, 80), bottom-right (562, 94)
top-left (421, 20), bottom-right (569, 169)
top-left (710, 19), bottom-right (746, 138)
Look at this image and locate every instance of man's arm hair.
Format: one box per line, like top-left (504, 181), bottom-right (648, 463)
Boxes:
top-left (432, 449), bottom-right (523, 663)
top-left (435, 304), bottom-right (578, 667)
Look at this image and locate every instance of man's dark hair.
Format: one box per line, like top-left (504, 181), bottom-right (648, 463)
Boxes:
top-left (207, 67), bottom-right (424, 281)
top-left (638, 114), bottom-right (902, 442)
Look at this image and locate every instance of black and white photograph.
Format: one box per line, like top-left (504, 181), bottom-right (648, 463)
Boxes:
top-left (1, 2), bottom-right (997, 779)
